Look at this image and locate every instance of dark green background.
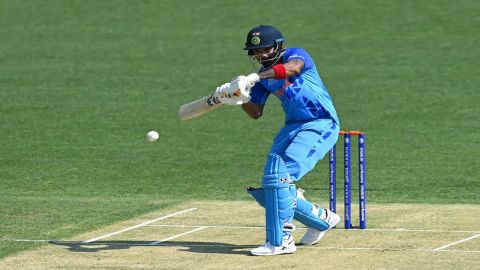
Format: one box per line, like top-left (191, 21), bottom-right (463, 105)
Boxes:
top-left (1, 0), bottom-right (479, 258)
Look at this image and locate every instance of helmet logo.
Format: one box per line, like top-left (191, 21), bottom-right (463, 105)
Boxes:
top-left (251, 36), bottom-right (261, 45)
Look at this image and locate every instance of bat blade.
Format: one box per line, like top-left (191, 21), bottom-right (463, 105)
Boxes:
top-left (178, 94), bottom-right (222, 121)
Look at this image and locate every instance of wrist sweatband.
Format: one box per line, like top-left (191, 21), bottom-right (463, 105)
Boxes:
top-left (272, 64), bottom-right (287, 79)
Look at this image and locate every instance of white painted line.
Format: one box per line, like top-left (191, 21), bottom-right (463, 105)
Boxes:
top-left (147, 224), bottom-right (265, 229)
top-left (149, 226), bottom-right (207, 245)
top-left (83, 208), bottom-right (197, 243)
top-left (3, 239), bottom-right (52, 242)
top-left (433, 249), bottom-right (480, 254)
top-left (145, 224), bottom-right (480, 234)
top-left (3, 239), bottom-right (479, 253)
top-left (433, 233), bottom-right (480, 251)
top-left (350, 228), bottom-right (480, 233)
top-left (307, 246), bottom-right (480, 253)
top-left (148, 242), bottom-right (480, 254)
top-left (309, 246), bottom-right (480, 254)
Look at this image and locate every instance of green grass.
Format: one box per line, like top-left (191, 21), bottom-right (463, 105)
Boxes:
top-left (1, 0), bottom-right (479, 259)
top-left (0, 195), bottom-right (172, 257)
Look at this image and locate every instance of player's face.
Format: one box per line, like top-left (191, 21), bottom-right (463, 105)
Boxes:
top-left (253, 46), bottom-right (275, 62)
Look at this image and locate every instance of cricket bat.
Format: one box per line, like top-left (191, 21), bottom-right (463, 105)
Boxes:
top-left (178, 93), bottom-right (223, 121)
top-left (179, 74), bottom-right (256, 121)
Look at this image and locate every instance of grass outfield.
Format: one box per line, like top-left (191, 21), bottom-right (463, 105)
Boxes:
top-left (1, 0), bottom-right (479, 261)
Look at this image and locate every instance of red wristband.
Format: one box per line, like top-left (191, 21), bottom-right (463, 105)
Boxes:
top-left (272, 64), bottom-right (287, 79)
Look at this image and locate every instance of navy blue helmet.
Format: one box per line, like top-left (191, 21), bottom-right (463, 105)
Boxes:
top-left (244, 25), bottom-right (285, 68)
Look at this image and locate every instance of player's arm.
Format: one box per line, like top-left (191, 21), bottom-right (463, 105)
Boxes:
top-left (257, 59), bottom-right (305, 79)
top-left (242, 103), bottom-right (264, 119)
top-left (241, 81), bottom-right (269, 120)
top-left (240, 59), bottom-right (303, 120)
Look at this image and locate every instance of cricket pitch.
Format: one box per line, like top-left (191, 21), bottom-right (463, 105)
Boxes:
top-left (1, 201), bottom-right (479, 269)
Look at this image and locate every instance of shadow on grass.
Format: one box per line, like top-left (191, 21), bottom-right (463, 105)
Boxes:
top-left (49, 240), bottom-right (256, 255)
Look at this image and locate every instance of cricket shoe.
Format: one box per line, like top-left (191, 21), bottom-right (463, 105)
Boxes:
top-left (300, 207), bottom-right (340, 245)
top-left (250, 235), bottom-right (296, 256)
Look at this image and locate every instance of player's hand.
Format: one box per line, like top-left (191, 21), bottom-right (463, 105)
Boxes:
top-left (214, 82), bottom-right (249, 105)
top-left (231, 74), bottom-right (259, 90)
top-left (229, 75), bottom-right (253, 104)
top-left (245, 73), bottom-right (260, 87)
top-left (214, 76), bottom-right (252, 105)
top-left (214, 83), bottom-right (235, 105)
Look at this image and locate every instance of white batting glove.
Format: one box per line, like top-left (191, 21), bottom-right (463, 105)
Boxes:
top-left (214, 75), bottom-right (252, 105)
top-left (214, 83), bottom-right (240, 105)
top-left (245, 73), bottom-right (260, 87)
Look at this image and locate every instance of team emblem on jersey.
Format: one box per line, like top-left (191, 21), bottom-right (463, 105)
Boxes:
top-left (251, 36), bottom-right (261, 45)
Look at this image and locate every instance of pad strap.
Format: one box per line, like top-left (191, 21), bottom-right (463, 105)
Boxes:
top-left (247, 187), bottom-right (329, 231)
top-left (294, 196), bottom-right (329, 230)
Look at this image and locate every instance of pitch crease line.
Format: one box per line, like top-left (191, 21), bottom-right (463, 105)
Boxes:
top-left (101, 242), bottom-right (479, 253)
top-left (2, 239), bottom-right (52, 242)
top-left (147, 224), bottom-right (265, 229)
top-left (83, 208), bottom-right (197, 243)
top-left (149, 226), bottom-right (207, 245)
top-left (3, 239), bottom-right (479, 253)
top-left (433, 233), bottom-right (480, 251)
top-left (146, 224), bottom-right (480, 233)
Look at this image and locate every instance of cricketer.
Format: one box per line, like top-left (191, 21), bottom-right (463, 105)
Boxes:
top-left (214, 25), bottom-right (341, 256)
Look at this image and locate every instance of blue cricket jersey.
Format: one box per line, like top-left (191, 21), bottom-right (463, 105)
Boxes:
top-left (250, 48), bottom-right (339, 124)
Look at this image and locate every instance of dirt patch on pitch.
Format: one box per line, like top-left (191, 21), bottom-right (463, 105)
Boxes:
top-left (1, 201), bottom-right (479, 269)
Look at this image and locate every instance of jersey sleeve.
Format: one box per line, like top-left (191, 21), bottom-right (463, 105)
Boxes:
top-left (249, 83), bottom-right (270, 104)
top-left (285, 48), bottom-right (314, 70)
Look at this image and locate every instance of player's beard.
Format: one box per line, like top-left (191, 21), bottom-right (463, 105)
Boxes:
top-left (249, 51), bottom-right (284, 71)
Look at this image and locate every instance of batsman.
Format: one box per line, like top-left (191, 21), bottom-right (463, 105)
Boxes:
top-left (214, 25), bottom-right (341, 256)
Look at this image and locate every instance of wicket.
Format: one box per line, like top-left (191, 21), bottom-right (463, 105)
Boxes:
top-left (328, 130), bottom-right (367, 229)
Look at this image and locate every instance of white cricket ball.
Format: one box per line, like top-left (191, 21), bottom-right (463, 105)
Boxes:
top-left (146, 131), bottom-right (159, 142)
